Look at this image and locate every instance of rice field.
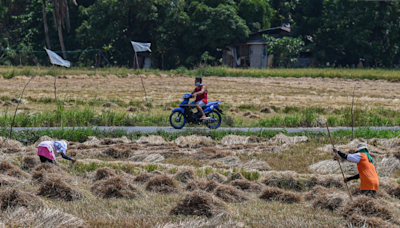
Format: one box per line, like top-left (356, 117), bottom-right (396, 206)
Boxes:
top-left (1, 66), bottom-right (400, 81)
top-left (1, 67), bottom-right (400, 127)
top-left (1, 66), bottom-right (400, 227)
top-left (0, 130), bottom-right (399, 227)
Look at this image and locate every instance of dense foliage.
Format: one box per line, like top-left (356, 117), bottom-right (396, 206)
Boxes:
top-left (0, 0), bottom-right (399, 68)
top-left (263, 35), bottom-right (305, 67)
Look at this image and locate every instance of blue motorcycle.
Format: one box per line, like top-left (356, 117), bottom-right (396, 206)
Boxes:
top-left (169, 94), bottom-right (223, 129)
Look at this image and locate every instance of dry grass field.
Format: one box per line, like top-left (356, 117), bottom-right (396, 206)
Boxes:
top-left (1, 67), bottom-right (400, 227)
top-left (2, 74), bottom-right (400, 109)
top-left (0, 133), bottom-right (399, 227)
top-left (1, 73), bottom-right (400, 127)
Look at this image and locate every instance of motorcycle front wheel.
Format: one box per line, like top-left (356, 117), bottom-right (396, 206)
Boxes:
top-left (170, 111), bottom-right (186, 129)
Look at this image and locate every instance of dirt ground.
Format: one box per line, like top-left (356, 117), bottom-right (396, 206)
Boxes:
top-left (1, 75), bottom-right (400, 112)
top-left (0, 134), bottom-right (399, 227)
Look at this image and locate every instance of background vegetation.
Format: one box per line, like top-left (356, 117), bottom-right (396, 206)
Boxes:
top-left (1, 66), bottom-right (400, 81)
top-left (1, 105), bottom-right (400, 128)
top-left (1, 0), bottom-right (399, 68)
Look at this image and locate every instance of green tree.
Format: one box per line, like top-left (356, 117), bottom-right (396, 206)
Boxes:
top-left (186, 0), bottom-right (236, 8)
top-left (77, 0), bottom-right (178, 67)
top-left (269, 0), bottom-right (294, 27)
top-left (0, 0), bottom-right (32, 65)
top-left (42, 0), bottom-right (51, 49)
top-left (154, 0), bottom-right (189, 69)
top-left (290, 0), bottom-right (323, 38)
top-left (288, 0), bottom-right (400, 67)
top-left (238, 0), bottom-right (273, 32)
top-left (183, 3), bottom-right (250, 65)
top-left (312, 0), bottom-right (400, 67)
top-left (51, 0), bottom-right (78, 59)
top-left (263, 35), bottom-right (304, 67)
top-left (0, 1), bottom-right (8, 19)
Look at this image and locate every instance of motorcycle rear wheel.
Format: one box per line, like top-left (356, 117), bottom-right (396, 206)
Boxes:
top-left (206, 110), bottom-right (222, 129)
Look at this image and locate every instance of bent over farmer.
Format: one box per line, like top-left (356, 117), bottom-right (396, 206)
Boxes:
top-left (37, 140), bottom-right (76, 164)
top-left (333, 143), bottom-right (379, 197)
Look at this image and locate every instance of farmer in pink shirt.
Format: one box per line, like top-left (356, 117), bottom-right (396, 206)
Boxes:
top-left (37, 140), bottom-right (76, 164)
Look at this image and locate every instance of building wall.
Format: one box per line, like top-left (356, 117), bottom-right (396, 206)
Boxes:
top-left (143, 57), bottom-right (151, 69)
top-left (222, 49), bottom-right (232, 67)
top-left (250, 44), bottom-right (267, 68)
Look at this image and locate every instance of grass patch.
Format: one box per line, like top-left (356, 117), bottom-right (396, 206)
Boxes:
top-left (164, 155), bottom-right (207, 167)
top-left (2, 94), bottom-right (400, 128)
top-left (241, 170), bottom-right (260, 181)
top-left (0, 107), bottom-right (166, 127)
top-left (1, 66), bottom-right (400, 81)
top-left (258, 107), bottom-right (400, 128)
top-left (0, 66), bottom-right (166, 79)
top-left (144, 164), bottom-right (162, 173)
top-left (190, 66), bottom-right (400, 81)
top-left (67, 161), bottom-right (141, 175)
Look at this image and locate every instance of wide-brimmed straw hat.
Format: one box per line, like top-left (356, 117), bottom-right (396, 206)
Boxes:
top-left (355, 142), bottom-right (369, 152)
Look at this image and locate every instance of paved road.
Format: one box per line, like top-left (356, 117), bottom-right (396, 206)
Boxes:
top-left (9, 126), bottom-right (400, 133)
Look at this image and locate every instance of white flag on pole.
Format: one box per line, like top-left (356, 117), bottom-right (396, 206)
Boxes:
top-left (131, 41), bottom-right (151, 52)
top-left (45, 48), bottom-right (71, 68)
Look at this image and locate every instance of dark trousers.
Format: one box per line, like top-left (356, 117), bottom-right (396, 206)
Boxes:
top-left (39, 155), bottom-right (56, 164)
top-left (361, 190), bottom-right (376, 197)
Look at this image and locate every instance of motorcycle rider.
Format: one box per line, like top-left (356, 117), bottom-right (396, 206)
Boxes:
top-left (191, 77), bottom-right (208, 120)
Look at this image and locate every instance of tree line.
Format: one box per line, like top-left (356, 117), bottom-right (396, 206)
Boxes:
top-left (0, 0), bottom-right (399, 68)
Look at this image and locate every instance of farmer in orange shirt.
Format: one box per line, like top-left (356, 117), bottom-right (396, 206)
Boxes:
top-left (333, 143), bottom-right (379, 197)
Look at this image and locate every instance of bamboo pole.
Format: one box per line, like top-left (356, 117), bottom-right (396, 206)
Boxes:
top-left (7, 76), bottom-right (35, 144)
top-left (95, 49), bottom-right (100, 75)
top-left (135, 51), bottom-right (147, 102)
top-left (326, 123), bottom-right (353, 201)
top-left (53, 65), bottom-right (58, 106)
top-left (351, 84), bottom-right (358, 140)
top-left (95, 53), bottom-right (98, 76)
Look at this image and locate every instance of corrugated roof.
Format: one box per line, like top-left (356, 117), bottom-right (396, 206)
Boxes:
top-left (229, 27), bottom-right (291, 46)
top-left (250, 27), bottom-right (291, 36)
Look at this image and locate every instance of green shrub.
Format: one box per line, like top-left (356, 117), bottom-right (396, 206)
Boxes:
top-left (283, 106), bottom-right (300, 114)
top-left (282, 115), bottom-right (300, 127)
top-left (176, 66), bottom-right (188, 74)
top-left (241, 170), bottom-right (260, 181)
top-left (270, 106), bottom-right (281, 113)
top-left (238, 104), bottom-right (256, 111)
top-left (301, 108), bottom-right (316, 127)
top-left (145, 164), bottom-right (161, 172)
top-left (327, 116), bottom-right (341, 126)
top-left (223, 115), bottom-right (235, 127)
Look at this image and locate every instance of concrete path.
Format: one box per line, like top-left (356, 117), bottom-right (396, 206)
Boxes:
top-left (9, 126), bottom-right (400, 133)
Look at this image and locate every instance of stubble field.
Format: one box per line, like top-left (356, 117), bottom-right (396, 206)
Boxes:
top-left (0, 132), bottom-right (400, 227)
top-left (0, 68), bottom-right (400, 227)
top-left (1, 73), bottom-right (400, 127)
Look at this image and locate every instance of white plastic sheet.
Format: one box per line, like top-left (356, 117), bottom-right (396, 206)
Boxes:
top-left (131, 41), bottom-right (151, 52)
top-left (227, 46), bottom-right (240, 67)
top-left (45, 49), bottom-right (70, 68)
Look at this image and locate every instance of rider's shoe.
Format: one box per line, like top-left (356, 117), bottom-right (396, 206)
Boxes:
top-left (201, 117), bottom-right (211, 123)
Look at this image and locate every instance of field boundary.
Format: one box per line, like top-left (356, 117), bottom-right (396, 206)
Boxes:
top-left (8, 126), bottom-right (400, 133)
top-left (1, 66), bottom-right (400, 81)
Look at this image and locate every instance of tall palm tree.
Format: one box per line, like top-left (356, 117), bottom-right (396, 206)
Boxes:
top-left (42, 0), bottom-right (51, 49)
top-left (51, 0), bottom-right (77, 59)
